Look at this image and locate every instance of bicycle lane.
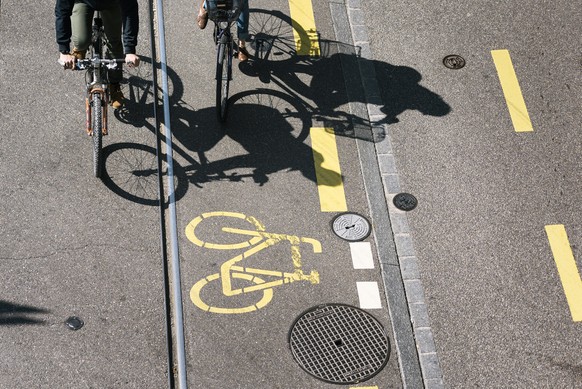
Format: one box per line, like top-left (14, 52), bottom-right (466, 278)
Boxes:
top-left (160, 0), bottom-right (408, 387)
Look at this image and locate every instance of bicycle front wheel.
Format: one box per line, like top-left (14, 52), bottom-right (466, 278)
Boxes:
top-left (91, 93), bottom-right (103, 178)
top-left (215, 41), bottom-right (231, 122)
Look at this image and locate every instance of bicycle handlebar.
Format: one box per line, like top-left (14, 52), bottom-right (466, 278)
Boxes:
top-left (58, 58), bottom-right (126, 70)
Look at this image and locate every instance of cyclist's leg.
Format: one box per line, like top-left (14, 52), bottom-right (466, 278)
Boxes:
top-left (101, 3), bottom-right (123, 83)
top-left (71, 2), bottom-right (93, 58)
top-left (236, 0), bottom-right (250, 60)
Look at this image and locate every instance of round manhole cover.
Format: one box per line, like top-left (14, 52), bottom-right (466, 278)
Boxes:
top-left (393, 193), bottom-right (418, 211)
top-left (443, 54), bottom-right (466, 69)
top-left (331, 213), bottom-right (371, 241)
top-left (288, 304), bottom-right (390, 384)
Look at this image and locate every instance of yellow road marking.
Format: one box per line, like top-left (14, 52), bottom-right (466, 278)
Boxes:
top-left (491, 49), bottom-right (533, 132)
top-left (350, 387), bottom-right (378, 389)
top-left (311, 127), bottom-right (348, 212)
top-left (190, 273), bottom-right (273, 314)
top-left (187, 212), bottom-right (323, 314)
top-left (288, 0), bottom-right (320, 56)
top-left (545, 225), bottom-right (582, 321)
top-left (185, 211), bottom-right (265, 250)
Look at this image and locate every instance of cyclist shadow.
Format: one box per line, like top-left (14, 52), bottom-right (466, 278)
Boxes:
top-left (244, 9), bottom-right (451, 141)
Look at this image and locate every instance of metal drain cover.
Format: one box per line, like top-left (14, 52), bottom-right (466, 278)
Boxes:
top-left (443, 54), bottom-right (466, 69)
top-left (65, 316), bottom-right (84, 331)
top-left (393, 193), bottom-right (418, 211)
top-left (288, 304), bottom-right (390, 384)
top-left (331, 213), bottom-right (371, 241)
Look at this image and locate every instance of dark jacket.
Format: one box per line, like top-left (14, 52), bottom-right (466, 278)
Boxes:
top-left (55, 0), bottom-right (139, 54)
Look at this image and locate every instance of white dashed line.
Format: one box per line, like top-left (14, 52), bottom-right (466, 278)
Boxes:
top-left (356, 281), bottom-right (382, 309)
top-left (349, 242), bottom-right (375, 269)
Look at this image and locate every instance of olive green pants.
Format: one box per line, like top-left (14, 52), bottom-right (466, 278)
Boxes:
top-left (71, 1), bottom-right (123, 83)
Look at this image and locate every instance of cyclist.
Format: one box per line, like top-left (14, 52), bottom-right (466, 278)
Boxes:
top-left (197, 0), bottom-right (250, 62)
top-left (55, 0), bottom-right (141, 109)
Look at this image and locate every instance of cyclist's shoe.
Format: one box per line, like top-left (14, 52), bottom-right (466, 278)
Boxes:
top-left (110, 83), bottom-right (124, 110)
top-left (71, 47), bottom-right (86, 60)
top-left (197, 8), bottom-right (208, 29)
top-left (238, 46), bottom-right (249, 62)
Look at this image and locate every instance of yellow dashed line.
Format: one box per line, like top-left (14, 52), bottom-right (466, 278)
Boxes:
top-left (311, 127), bottom-right (348, 212)
top-left (491, 49), bottom-right (533, 132)
top-left (545, 225), bottom-right (582, 322)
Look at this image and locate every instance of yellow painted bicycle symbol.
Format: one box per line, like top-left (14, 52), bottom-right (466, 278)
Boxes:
top-left (186, 212), bottom-right (322, 314)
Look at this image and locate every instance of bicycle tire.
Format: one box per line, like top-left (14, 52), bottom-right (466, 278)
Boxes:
top-left (92, 93), bottom-right (103, 178)
top-left (215, 41), bottom-right (230, 122)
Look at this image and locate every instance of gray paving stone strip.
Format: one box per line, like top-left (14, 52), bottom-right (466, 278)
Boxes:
top-left (330, 0), bottom-right (445, 388)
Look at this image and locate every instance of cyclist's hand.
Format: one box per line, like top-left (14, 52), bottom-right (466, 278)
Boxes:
top-left (125, 53), bottom-right (140, 67)
top-left (59, 53), bottom-right (76, 70)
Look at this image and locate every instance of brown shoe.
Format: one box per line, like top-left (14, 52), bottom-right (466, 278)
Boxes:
top-left (71, 47), bottom-right (86, 60)
top-left (238, 46), bottom-right (249, 62)
top-left (110, 83), bottom-right (124, 110)
top-left (197, 8), bottom-right (208, 29)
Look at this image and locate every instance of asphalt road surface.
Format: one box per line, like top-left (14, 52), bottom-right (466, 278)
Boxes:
top-left (0, 0), bottom-right (580, 388)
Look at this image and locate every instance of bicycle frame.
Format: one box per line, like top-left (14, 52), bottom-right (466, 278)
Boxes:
top-left (85, 14), bottom-right (108, 136)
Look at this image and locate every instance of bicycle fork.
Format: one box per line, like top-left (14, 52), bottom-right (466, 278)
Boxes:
top-left (85, 88), bottom-right (108, 136)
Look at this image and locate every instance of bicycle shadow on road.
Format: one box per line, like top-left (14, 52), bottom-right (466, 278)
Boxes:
top-left (103, 94), bottom-right (340, 205)
top-left (171, 94), bottom-right (340, 188)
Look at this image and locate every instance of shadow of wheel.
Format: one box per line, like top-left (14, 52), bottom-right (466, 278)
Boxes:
top-left (248, 8), bottom-right (310, 63)
top-left (227, 88), bottom-right (312, 143)
top-left (101, 142), bottom-right (188, 206)
top-left (115, 56), bottom-right (184, 127)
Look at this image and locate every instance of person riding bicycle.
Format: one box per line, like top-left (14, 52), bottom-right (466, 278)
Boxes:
top-left (55, 0), bottom-right (141, 109)
top-left (197, 0), bottom-right (249, 62)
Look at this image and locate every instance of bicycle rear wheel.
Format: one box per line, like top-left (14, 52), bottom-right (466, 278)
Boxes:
top-left (92, 93), bottom-right (103, 178)
top-left (215, 41), bottom-right (231, 122)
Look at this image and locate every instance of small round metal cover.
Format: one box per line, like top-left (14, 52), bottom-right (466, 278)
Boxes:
top-left (393, 193), bottom-right (418, 211)
top-left (443, 54), bottom-right (466, 69)
top-left (65, 316), bottom-right (84, 331)
top-left (331, 212), bottom-right (371, 242)
top-left (288, 304), bottom-right (390, 384)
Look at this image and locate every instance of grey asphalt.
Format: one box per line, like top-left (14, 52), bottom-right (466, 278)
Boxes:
top-left (361, 0), bottom-right (582, 387)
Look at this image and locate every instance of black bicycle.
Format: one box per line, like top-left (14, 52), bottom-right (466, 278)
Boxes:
top-left (60, 13), bottom-right (126, 178)
top-left (207, 0), bottom-right (242, 122)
